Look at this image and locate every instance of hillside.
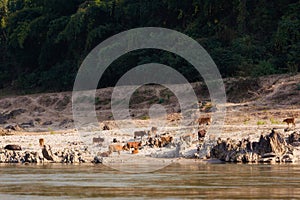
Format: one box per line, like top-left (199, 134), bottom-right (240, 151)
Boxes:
top-left (0, 73), bottom-right (299, 133)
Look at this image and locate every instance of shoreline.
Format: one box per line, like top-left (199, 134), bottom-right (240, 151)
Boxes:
top-left (0, 125), bottom-right (299, 166)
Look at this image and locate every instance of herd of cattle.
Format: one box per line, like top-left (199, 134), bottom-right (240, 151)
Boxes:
top-left (94, 116), bottom-right (212, 157)
top-left (96, 131), bottom-right (177, 156)
top-left (94, 116), bottom-right (297, 157)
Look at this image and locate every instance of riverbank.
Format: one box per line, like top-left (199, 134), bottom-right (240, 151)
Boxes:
top-left (0, 123), bottom-right (299, 168)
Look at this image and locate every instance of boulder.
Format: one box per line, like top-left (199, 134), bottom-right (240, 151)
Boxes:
top-left (42, 121), bottom-right (53, 126)
top-left (42, 145), bottom-right (58, 161)
top-left (93, 156), bottom-right (103, 164)
top-left (210, 130), bottom-right (293, 163)
top-left (20, 120), bottom-right (35, 128)
top-left (4, 124), bottom-right (23, 131)
top-left (288, 132), bottom-right (300, 145)
top-left (0, 127), bottom-right (9, 136)
top-left (4, 144), bottom-right (22, 151)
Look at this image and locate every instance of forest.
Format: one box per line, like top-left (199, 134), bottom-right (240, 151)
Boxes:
top-left (0, 0), bottom-right (299, 93)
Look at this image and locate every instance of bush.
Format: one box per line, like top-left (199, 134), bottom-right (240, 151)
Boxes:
top-left (257, 120), bottom-right (266, 125)
top-left (251, 61), bottom-right (277, 77)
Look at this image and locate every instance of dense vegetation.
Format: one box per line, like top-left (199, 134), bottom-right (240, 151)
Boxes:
top-left (0, 0), bottom-right (299, 93)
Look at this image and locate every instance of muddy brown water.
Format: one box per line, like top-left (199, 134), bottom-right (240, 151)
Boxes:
top-left (0, 163), bottom-right (300, 199)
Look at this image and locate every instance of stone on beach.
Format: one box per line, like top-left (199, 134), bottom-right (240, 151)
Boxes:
top-left (210, 130), bottom-right (294, 163)
top-left (4, 144), bottom-right (22, 151)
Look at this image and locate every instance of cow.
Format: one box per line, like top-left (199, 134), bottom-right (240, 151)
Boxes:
top-left (283, 117), bottom-right (296, 127)
top-left (198, 117), bottom-right (212, 126)
top-left (132, 148), bottom-right (139, 154)
top-left (39, 138), bottom-right (45, 147)
top-left (108, 144), bottom-right (124, 155)
top-left (134, 131), bottom-right (149, 140)
top-left (160, 135), bottom-right (173, 147)
top-left (124, 141), bottom-right (142, 150)
top-left (150, 127), bottom-right (158, 136)
top-left (93, 137), bottom-right (105, 143)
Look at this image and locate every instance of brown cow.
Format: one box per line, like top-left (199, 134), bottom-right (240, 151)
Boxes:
top-left (108, 144), bottom-right (123, 155)
top-left (283, 117), bottom-right (296, 127)
top-left (198, 117), bottom-right (212, 126)
top-left (132, 148), bottom-right (139, 154)
top-left (160, 135), bottom-right (173, 147)
top-left (39, 138), bottom-right (45, 147)
top-left (124, 141), bottom-right (142, 150)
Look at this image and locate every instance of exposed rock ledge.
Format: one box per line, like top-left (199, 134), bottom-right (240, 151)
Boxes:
top-left (210, 129), bottom-right (300, 163)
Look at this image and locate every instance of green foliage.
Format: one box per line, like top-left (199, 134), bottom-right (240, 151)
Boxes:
top-left (251, 61), bottom-right (277, 77)
top-left (141, 115), bottom-right (150, 120)
top-left (0, 0), bottom-right (299, 93)
top-left (257, 120), bottom-right (266, 125)
top-left (297, 83), bottom-right (300, 91)
top-left (158, 98), bottom-right (164, 104)
top-left (270, 118), bottom-right (280, 125)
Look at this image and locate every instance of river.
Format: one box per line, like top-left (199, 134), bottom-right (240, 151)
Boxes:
top-left (0, 163), bottom-right (299, 199)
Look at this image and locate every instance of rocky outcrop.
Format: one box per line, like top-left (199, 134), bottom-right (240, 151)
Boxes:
top-left (4, 144), bottom-right (22, 151)
top-left (0, 127), bottom-right (10, 136)
top-left (288, 132), bottom-right (300, 146)
top-left (0, 109), bottom-right (26, 124)
top-left (0, 145), bottom-right (92, 164)
top-left (211, 130), bottom-right (294, 163)
top-left (0, 149), bottom-right (43, 163)
top-left (41, 145), bottom-right (58, 161)
top-left (4, 124), bottom-right (23, 131)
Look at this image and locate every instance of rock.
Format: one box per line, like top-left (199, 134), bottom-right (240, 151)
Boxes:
top-left (198, 129), bottom-right (206, 139)
top-left (0, 109), bottom-right (26, 124)
top-left (93, 156), bottom-right (103, 164)
top-left (55, 96), bottom-right (70, 111)
top-left (59, 119), bottom-right (74, 128)
top-left (261, 152), bottom-right (276, 158)
top-left (0, 127), bottom-right (9, 136)
top-left (7, 109), bottom-right (27, 119)
top-left (0, 100), bottom-right (11, 109)
top-left (4, 124), bottom-right (23, 131)
top-left (42, 145), bottom-right (58, 161)
top-left (38, 95), bottom-right (59, 107)
top-left (103, 124), bottom-right (110, 130)
top-left (0, 116), bottom-right (7, 124)
top-left (20, 120), bottom-right (35, 128)
top-left (42, 121), bottom-right (53, 126)
top-left (210, 129), bottom-right (293, 163)
top-left (288, 132), bottom-right (300, 145)
top-left (33, 106), bottom-right (45, 113)
top-left (98, 151), bottom-right (110, 157)
top-left (4, 144), bottom-right (22, 151)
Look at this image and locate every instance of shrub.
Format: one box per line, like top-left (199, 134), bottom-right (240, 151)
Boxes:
top-left (257, 120), bottom-right (266, 125)
top-left (270, 118), bottom-right (280, 124)
top-left (141, 115), bottom-right (150, 120)
top-left (251, 61), bottom-right (277, 77)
